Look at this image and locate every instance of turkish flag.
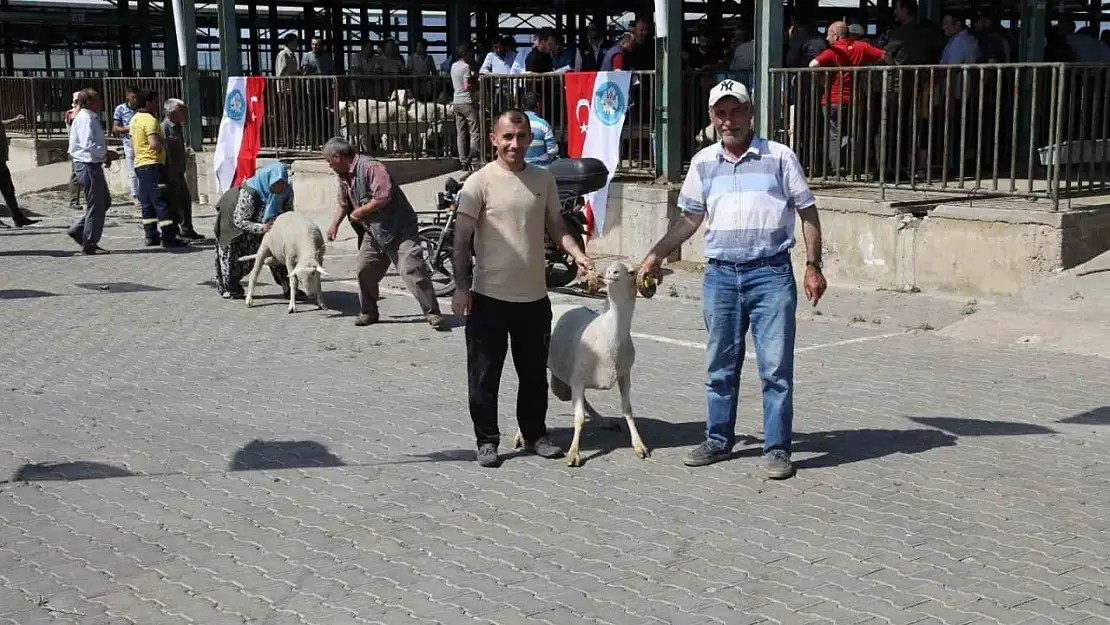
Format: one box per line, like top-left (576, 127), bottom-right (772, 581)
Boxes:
top-left (564, 72), bottom-right (596, 160)
top-left (232, 76), bottom-right (266, 187)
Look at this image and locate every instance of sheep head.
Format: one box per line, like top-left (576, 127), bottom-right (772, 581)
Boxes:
top-left (293, 259), bottom-right (329, 298)
top-left (601, 262), bottom-right (637, 301)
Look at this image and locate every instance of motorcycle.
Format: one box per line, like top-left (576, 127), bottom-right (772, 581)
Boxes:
top-left (418, 158), bottom-right (610, 298)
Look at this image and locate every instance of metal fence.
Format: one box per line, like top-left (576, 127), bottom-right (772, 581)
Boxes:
top-left (475, 71), bottom-right (657, 177)
top-left (765, 62), bottom-right (1110, 207)
top-left (7, 65), bottom-right (1110, 202)
top-left (0, 76), bottom-right (186, 140)
top-left (258, 74), bottom-right (457, 159)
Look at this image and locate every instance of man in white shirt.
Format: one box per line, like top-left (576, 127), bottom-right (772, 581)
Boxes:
top-left (478, 37), bottom-right (516, 75)
top-left (67, 89), bottom-right (119, 255)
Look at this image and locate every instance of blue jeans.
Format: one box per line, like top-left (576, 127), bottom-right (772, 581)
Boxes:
top-left (134, 164), bottom-right (178, 241)
top-left (702, 253), bottom-right (797, 454)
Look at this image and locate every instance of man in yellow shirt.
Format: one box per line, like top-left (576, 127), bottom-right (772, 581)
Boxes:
top-left (130, 90), bottom-right (185, 248)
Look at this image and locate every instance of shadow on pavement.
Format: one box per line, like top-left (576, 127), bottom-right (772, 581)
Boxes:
top-left (229, 439), bottom-right (345, 471)
top-left (0, 289), bottom-right (58, 300)
top-left (10, 461), bottom-right (137, 481)
top-left (1059, 406), bottom-right (1110, 425)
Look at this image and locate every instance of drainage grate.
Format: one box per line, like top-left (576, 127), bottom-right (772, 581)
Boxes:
top-left (74, 282), bottom-right (168, 293)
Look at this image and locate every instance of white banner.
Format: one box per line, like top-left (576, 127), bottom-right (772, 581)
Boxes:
top-left (212, 76), bottom-right (247, 194)
top-left (564, 71), bottom-right (633, 236)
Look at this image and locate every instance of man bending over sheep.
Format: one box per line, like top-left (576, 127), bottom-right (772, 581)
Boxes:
top-left (451, 109), bottom-right (595, 468)
top-left (323, 137), bottom-right (444, 329)
top-left (637, 80), bottom-right (827, 480)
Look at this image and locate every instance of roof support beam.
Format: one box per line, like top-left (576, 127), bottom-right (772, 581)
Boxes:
top-left (217, 0), bottom-right (241, 77)
top-left (754, 0), bottom-right (783, 142)
top-left (655, 0), bottom-right (683, 183)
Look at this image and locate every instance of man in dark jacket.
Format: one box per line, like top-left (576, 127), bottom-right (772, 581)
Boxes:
top-left (322, 136), bottom-right (444, 330)
top-left (577, 23), bottom-right (612, 71)
top-left (161, 99), bottom-right (204, 240)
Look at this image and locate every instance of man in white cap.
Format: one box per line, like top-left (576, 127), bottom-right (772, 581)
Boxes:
top-left (637, 79), bottom-right (826, 480)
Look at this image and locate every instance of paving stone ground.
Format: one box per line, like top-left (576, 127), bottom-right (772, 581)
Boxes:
top-left (2, 196), bottom-right (1110, 625)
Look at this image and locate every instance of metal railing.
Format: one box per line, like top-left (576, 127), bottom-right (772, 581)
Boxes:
top-left (0, 76), bottom-right (185, 139)
top-left (476, 72), bottom-right (657, 177)
top-left (7, 65), bottom-right (1110, 202)
top-left (765, 62), bottom-right (1110, 208)
top-left (260, 74), bottom-right (457, 159)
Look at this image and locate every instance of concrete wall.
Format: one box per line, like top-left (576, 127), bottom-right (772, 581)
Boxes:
top-left (594, 182), bottom-right (1110, 297)
top-left (7, 137), bottom-right (69, 172)
top-left (101, 151), bottom-right (458, 211)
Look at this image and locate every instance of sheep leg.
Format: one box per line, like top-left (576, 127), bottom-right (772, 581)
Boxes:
top-left (287, 262), bottom-right (299, 314)
top-left (618, 374), bottom-right (649, 459)
top-left (567, 386), bottom-right (587, 468)
top-left (244, 246), bottom-right (271, 308)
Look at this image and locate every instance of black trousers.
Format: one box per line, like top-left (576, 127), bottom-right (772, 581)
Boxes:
top-left (0, 162), bottom-right (32, 222)
top-left (465, 291), bottom-right (552, 447)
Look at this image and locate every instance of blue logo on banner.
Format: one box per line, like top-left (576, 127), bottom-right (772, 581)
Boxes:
top-left (224, 87), bottom-right (246, 122)
top-left (592, 81), bottom-right (626, 127)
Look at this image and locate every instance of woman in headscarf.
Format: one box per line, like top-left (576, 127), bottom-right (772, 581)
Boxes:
top-left (212, 162), bottom-right (295, 299)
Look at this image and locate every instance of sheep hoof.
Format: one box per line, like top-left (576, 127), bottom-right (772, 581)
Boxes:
top-left (511, 431), bottom-right (524, 449)
top-left (245, 296), bottom-right (254, 308)
top-left (566, 449), bottom-right (582, 467)
top-left (634, 445), bottom-right (650, 459)
top-left (288, 305), bottom-right (296, 314)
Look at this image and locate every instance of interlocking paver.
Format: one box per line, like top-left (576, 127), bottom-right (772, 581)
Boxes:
top-left (2, 195), bottom-right (1110, 624)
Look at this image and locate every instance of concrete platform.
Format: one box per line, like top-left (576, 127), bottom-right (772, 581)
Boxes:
top-left (590, 181), bottom-right (1110, 298)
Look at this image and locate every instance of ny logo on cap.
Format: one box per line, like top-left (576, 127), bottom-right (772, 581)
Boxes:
top-left (719, 80), bottom-right (735, 91)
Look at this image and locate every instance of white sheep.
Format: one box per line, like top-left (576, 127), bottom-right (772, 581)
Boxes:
top-left (513, 261), bottom-right (649, 467)
top-left (238, 212), bottom-right (329, 314)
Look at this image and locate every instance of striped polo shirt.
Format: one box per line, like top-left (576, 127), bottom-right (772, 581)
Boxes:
top-left (524, 111), bottom-right (558, 167)
top-left (678, 136), bottom-right (816, 264)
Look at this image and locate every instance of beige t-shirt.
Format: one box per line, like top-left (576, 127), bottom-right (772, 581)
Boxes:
top-left (456, 161), bottom-right (561, 303)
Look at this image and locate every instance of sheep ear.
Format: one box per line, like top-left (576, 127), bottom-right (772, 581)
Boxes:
top-left (315, 266), bottom-right (329, 276)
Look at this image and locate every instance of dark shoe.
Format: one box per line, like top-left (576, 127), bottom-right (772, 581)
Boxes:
top-left (13, 217), bottom-right (39, 228)
top-left (682, 441), bottom-right (731, 467)
top-left (162, 238), bottom-right (188, 248)
top-left (181, 229), bottom-right (206, 241)
top-left (68, 231), bottom-right (84, 246)
top-left (353, 313), bottom-right (379, 327)
top-left (82, 245), bottom-right (110, 255)
top-left (144, 237), bottom-right (161, 247)
top-left (476, 444), bottom-right (502, 468)
top-left (427, 313), bottom-right (446, 330)
top-left (764, 450), bottom-right (795, 480)
top-left (526, 436), bottom-right (564, 459)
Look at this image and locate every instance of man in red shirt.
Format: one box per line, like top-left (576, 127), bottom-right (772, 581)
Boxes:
top-left (809, 21), bottom-right (892, 175)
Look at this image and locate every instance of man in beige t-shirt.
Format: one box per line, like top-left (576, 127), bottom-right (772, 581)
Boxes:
top-left (453, 109), bottom-right (594, 468)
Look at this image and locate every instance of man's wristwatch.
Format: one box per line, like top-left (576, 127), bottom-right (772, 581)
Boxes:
top-left (806, 260), bottom-right (823, 272)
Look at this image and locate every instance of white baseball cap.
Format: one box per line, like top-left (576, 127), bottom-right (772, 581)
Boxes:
top-left (708, 79), bottom-right (751, 107)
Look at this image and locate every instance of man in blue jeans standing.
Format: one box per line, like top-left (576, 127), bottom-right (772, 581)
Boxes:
top-left (637, 80), bottom-right (826, 479)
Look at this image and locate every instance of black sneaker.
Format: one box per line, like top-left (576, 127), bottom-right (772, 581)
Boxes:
top-left (764, 450), bottom-right (795, 480)
top-left (476, 444), bottom-right (501, 468)
top-left (144, 237), bottom-right (161, 247)
top-left (162, 238), bottom-right (188, 248)
top-left (181, 229), bottom-right (206, 241)
top-left (82, 245), bottom-right (110, 255)
top-left (526, 436), bottom-right (564, 459)
top-left (682, 441), bottom-right (731, 467)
